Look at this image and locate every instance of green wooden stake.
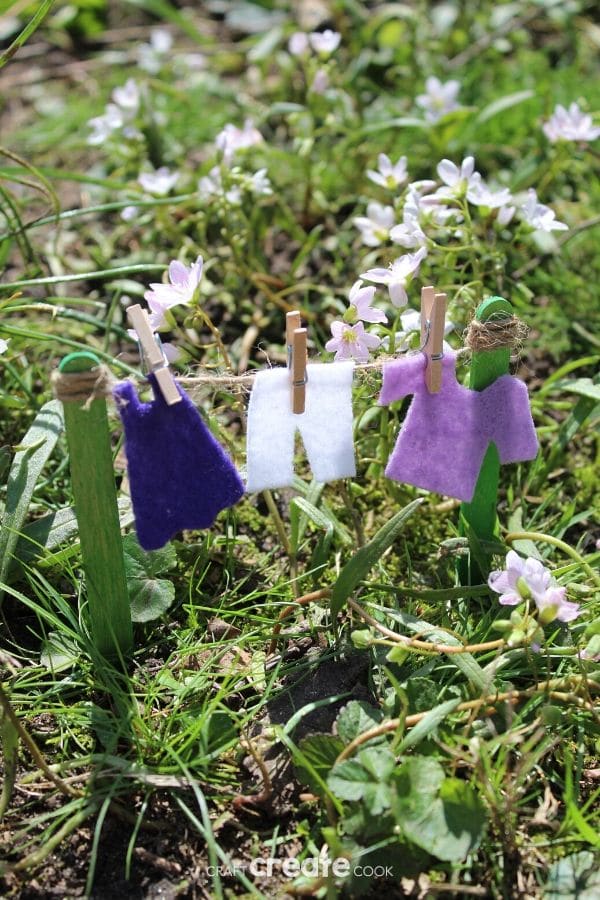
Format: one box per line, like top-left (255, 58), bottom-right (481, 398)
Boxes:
top-left (58, 351), bottom-right (132, 659)
top-left (458, 296), bottom-right (513, 585)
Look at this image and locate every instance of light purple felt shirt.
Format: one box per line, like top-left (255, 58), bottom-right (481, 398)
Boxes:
top-left (379, 351), bottom-right (538, 502)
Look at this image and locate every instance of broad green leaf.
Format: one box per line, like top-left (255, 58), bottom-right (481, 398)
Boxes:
top-left (560, 378), bottom-right (600, 402)
top-left (544, 851), bottom-right (600, 899)
top-left (295, 733), bottom-right (345, 796)
top-left (476, 90), bottom-right (534, 123)
top-left (405, 676), bottom-right (439, 713)
top-left (0, 400), bottom-right (64, 598)
top-left (40, 631), bottom-right (80, 671)
top-left (123, 534), bottom-right (177, 623)
top-left (398, 698), bottom-right (461, 751)
top-left (328, 748), bottom-right (396, 815)
top-left (330, 499), bottom-right (423, 616)
top-left (394, 762), bottom-right (487, 861)
top-left (335, 700), bottom-right (384, 744)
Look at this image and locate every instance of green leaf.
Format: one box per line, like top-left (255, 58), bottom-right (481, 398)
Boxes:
top-left (123, 533), bottom-right (177, 623)
top-left (394, 761), bottom-right (487, 861)
top-left (335, 700), bottom-right (384, 744)
top-left (295, 733), bottom-right (345, 796)
top-left (0, 400), bottom-right (64, 598)
top-left (405, 676), bottom-right (439, 713)
top-left (40, 631), bottom-right (80, 671)
top-left (476, 90), bottom-right (534, 123)
top-left (330, 499), bottom-right (423, 616)
top-left (328, 748), bottom-right (396, 815)
top-left (544, 851), bottom-right (600, 899)
top-left (0, 0), bottom-right (55, 69)
top-left (397, 697), bottom-right (461, 752)
top-left (560, 378), bottom-right (600, 402)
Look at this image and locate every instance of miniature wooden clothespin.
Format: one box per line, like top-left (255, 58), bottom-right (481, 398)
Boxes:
top-left (286, 310), bottom-right (307, 415)
top-left (127, 304), bottom-right (181, 406)
top-left (420, 285), bottom-right (447, 394)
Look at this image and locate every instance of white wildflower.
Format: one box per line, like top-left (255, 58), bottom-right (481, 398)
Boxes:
top-left (416, 76), bottom-right (461, 122)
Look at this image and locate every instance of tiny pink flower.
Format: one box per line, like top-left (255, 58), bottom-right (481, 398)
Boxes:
top-left (346, 280), bottom-right (388, 324)
top-left (325, 320), bottom-right (381, 363)
top-left (360, 247), bottom-right (427, 308)
top-left (310, 68), bottom-right (330, 95)
top-left (288, 31), bottom-right (309, 56)
top-left (144, 255), bottom-right (203, 312)
top-left (488, 550), bottom-right (580, 625)
top-left (543, 102), bottom-right (600, 143)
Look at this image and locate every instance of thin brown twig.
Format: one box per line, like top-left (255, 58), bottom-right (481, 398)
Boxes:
top-left (347, 597), bottom-right (506, 655)
top-left (267, 588), bottom-right (331, 655)
top-left (334, 675), bottom-right (598, 765)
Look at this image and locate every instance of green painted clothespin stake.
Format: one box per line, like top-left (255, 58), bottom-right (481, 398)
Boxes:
top-left (57, 351), bottom-right (132, 659)
top-left (458, 296), bottom-right (513, 585)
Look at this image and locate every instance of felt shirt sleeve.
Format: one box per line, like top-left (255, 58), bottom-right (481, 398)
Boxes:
top-left (379, 353), bottom-right (426, 406)
top-left (489, 376), bottom-right (539, 463)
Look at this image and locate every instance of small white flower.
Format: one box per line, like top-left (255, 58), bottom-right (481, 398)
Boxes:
top-left (543, 102), bottom-right (600, 143)
top-left (308, 29), bottom-right (341, 55)
top-left (437, 156), bottom-right (480, 198)
top-left (381, 309), bottom-right (454, 352)
top-left (137, 27), bottom-right (173, 72)
top-left (310, 68), bottom-right (330, 95)
top-left (360, 247), bottom-right (427, 307)
top-left (288, 31), bottom-right (309, 56)
top-left (466, 173), bottom-right (513, 209)
top-left (198, 166), bottom-right (243, 205)
top-left (389, 191), bottom-right (427, 249)
top-left (366, 153), bottom-right (408, 190)
top-left (138, 167), bottom-right (179, 196)
top-left (416, 76), bottom-right (461, 122)
top-left (215, 119), bottom-right (263, 164)
top-left (247, 168), bottom-right (272, 196)
top-left (87, 104), bottom-right (123, 145)
top-left (112, 78), bottom-right (140, 115)
top-left (353, 202), bottom-right (396, 246)
top-left (0, 338), bottom-right (9, 354)
top-left (519, 189), bottom-right (568, 232)
top-left (121, 205), bottom-right (139, 222)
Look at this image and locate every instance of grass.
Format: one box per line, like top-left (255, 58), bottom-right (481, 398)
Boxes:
top-left (1, 0), bottom-right (599, 897)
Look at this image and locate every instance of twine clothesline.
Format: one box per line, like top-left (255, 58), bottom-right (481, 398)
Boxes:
top-left (51, 313), bottom-right (528, 403)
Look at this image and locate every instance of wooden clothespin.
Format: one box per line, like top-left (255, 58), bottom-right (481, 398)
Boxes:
top-left (420, 285), bottom-right (446, 394)
top-left (127, 304), bottom-right (181, 406)
top-left (286, 310), bottom-right (307, 415)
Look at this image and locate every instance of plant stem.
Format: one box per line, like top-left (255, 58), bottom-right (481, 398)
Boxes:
top-left (334, 675), bottom-right (598, 764)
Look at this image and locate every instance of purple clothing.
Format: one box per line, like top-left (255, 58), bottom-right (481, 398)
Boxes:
top-left (379, 351), bottom-right (538, 502)
top-left (113, 375), bottom-right (244, 551)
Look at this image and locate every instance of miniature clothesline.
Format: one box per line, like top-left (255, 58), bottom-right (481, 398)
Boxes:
top-left (51, 313), bottom-right (528, 403)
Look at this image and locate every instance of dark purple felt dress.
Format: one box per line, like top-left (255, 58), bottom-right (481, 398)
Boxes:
top-left (113, 375), bottom-right (244, 550)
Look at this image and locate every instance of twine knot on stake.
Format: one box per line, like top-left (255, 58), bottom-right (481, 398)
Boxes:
top-left (51, 362), bottom-right (116, 409)
top-left (463, 314), bottom-right (529, 355)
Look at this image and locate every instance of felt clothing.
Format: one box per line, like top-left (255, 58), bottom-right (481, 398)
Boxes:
top-left (113, 375), bottom-right (244, 550)
top-left (379, 351), bottom-right (538, 502)
top-left (246, 362), bottom-right (355, 492)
